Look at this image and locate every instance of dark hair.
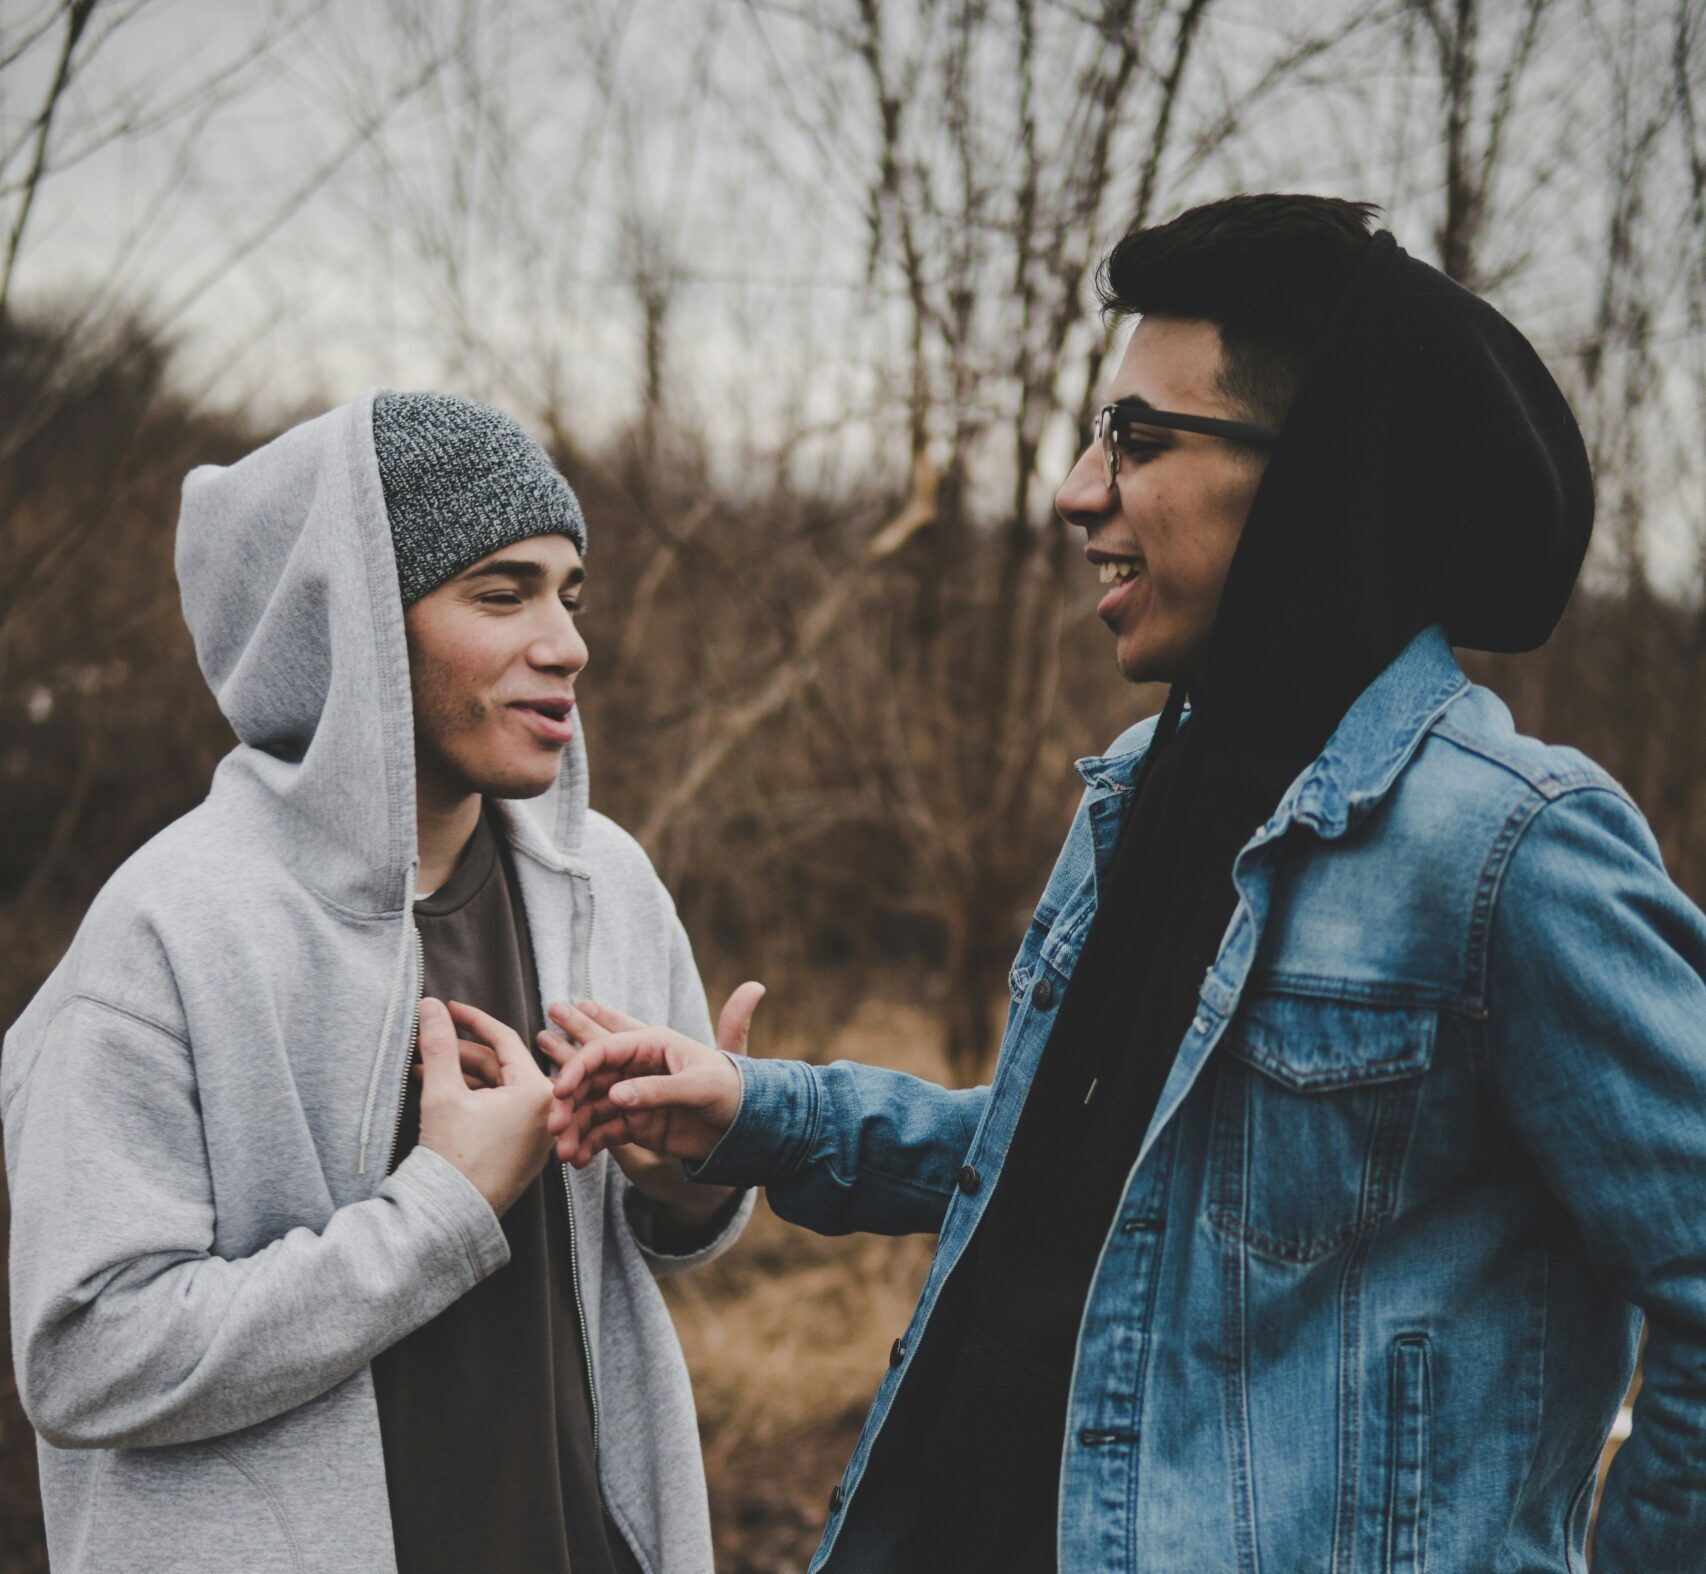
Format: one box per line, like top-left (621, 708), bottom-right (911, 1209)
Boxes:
top-left (1097, 194), bottom-right (1379, 427)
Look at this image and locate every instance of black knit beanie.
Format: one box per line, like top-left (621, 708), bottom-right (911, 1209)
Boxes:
top-left (372, 390), bottom-right (587, 605)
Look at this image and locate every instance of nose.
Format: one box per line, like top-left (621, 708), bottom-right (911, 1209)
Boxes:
top-left (1055, 438), bottom-right (1116, 532)
top-left (532, 601), bottom-right (589, 676)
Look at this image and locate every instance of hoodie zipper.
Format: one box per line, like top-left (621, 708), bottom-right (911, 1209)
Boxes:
top-left (562, 873), bottom-right (601, 1451)
top-left (560, 1162), bottom-right (600, 1451)
top-left (384, 925), bottom-right (424, 1174)
top-left (356, 900), bottom-right (423, 1176)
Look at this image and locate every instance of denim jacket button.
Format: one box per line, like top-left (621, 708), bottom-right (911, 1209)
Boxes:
top-left (889, 1337), bottom-right (906, 1367)
top-left (1032, 977), bottom-right (1056, 1009)
top-left (958, 1164), bottom-right (981, 1195)
top-left (829, 1484), bottom-right (845, 1513)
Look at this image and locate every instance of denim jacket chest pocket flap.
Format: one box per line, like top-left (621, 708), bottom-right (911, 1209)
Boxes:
top-left (1008, 884), bottom-right (1095, 999)
top-left (1207, 992), bottom-right (1438, 1265)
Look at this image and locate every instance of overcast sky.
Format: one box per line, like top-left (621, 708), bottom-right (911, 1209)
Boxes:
top-left (4, 0), bottom-right (1700, 586)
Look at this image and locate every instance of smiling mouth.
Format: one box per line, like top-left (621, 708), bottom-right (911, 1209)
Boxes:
top-left (1096, 557), bottom-right (1144, 586)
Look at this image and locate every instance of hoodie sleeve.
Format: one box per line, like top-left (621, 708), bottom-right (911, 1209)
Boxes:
top-left (620, 904), bottom-right (755, 1277)
top-left (4, 994), bottom-right (511, 1452)
top-left (1486, 785), bottom-right (1706, 1571)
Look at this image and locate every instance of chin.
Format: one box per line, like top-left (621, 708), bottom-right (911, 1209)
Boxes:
top-left (1115, 646), bottom-right (1167, 686)
top-left (500, 776), bottom-right (559, 800)
top-left (458, 757), bottom-right (564, 801)
top-left (495, 766), bottom-right (562, 799)
top-left (1114, 628), bottom-right (1194, 689)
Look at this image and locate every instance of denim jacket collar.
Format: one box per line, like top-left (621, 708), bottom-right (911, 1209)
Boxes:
top-left (1074, 624), bottom-right (1468, 845)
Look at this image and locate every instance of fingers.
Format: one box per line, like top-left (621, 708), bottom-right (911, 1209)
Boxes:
top-left (536, 1029), bottom-right (576, 1070)
top-left (547, 998), bottom-right (644, 1049)
top-left (547, 1040), bottom-right (681, 1163)
top-left (457, 1039), bottom-right (502, 1086)
top-left (577, 998), bottom-right (646, 1033)
top-left (549, 1034), bottom-right (675, 1100)
top-left (547, 1000), bottom-right (607, 1047)
top-left (607, 1073), bottom-right (682, 1110)
top-left (415, 998), bottom-right (461, 1095)
top-left (547, 1063), bottom-right (638, 1132)
top-left (445, 1000), bottom-right (536, 1084)
top-left (554, 1106), bottom-right (653, 1168)
top-left (715, 980), bottom-right (766, 1056)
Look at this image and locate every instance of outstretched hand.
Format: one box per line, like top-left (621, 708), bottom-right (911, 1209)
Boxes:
top-left (540, 984), bottom-right (760, 1169)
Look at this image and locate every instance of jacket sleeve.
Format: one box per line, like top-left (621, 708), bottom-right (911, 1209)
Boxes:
top-left (620, 907), bottom-right (755, 1277)
top-left (4, 995), bottom-right (511, 1452)
top-left (1486, 785), bottom-right (1706, 1570)
top-left (689, 1054), bottom-right (989, 1236)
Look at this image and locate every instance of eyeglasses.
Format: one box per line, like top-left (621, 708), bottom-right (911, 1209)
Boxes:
top-left (1094, 399), bottom-right (1280, 488)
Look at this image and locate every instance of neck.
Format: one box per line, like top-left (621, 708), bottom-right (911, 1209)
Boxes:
top-left (415, 767), bottom-right (482, 894)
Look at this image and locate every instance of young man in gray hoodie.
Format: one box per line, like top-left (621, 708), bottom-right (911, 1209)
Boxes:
top-left (2, 391), bottom-right (754, 1574)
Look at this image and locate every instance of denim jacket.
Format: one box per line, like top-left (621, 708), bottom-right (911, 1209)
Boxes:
top-left (696, 625), bottom-right (1706, 1573)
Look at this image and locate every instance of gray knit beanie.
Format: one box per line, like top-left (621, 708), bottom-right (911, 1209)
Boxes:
top-left (372, 390), bottom-right (587, 605)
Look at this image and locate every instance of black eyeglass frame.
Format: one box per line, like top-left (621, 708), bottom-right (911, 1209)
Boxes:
top-left (1095, 399), bottom-right (1280, 487)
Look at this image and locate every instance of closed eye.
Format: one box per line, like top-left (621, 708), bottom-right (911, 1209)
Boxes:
top-left (476, 592), bottom-right (584, 609)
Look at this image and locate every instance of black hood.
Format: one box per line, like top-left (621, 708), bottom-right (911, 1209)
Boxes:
top-left (935, 233), bottom-right (1599, 1416)
top-left (1205, 227), bottom-right (1595, 750)
top-left (1015, 234), bottom-right (1598, 1264)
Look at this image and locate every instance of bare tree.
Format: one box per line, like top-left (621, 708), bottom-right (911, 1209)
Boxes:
top-left (0, 0), bottom-right (455, 664)
top-left (643, 0), bottom-right (1374, 1081)
top-left (1399, 0), bottom-right (1559, 289)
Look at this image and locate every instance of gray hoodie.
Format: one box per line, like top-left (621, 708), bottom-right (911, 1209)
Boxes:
top-left (1, 392), bottom-right (750, 1573)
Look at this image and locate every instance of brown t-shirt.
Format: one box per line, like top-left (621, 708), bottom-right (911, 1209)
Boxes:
top-left (372, 807), bottom-right (643, 1574)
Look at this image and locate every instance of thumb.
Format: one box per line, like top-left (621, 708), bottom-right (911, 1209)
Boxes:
top-left (610, 1072), bottom-right (692, 1110)
top-left (715, 981), bottom-right (766, 1056)
top-left (416, 998), bottom-right (461, 1093)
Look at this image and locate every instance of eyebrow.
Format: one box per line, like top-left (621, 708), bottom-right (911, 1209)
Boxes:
top-left (1113, 394), bottom-right (1179, 428)
top-left (458, 558), bottom-right (586, 587)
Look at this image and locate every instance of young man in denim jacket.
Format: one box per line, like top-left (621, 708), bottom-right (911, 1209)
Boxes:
top-left (547, 196), bottom-right (1706, 1572)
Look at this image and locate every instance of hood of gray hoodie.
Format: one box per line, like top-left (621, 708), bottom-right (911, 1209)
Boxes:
top-left (3, 390), bottom-right (742, 1574)
top-left (176, 391), bottom-right (589, 917)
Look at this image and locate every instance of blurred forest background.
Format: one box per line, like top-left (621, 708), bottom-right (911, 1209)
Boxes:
top-left (2, 0), bottom-right (1703, 1567)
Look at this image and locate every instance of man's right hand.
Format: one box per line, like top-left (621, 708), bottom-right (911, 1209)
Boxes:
top-left (546, 1018), bottom-right (742, 1168)
top-left (417, 996), bottom-right (555, 1216)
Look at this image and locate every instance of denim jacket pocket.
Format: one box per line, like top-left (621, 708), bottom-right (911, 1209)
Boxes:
top-left (1008, 880), bottom-right (1095, 1001)
top-left (1008, 911), bottom-right (1050, 1000)
top-left (1206, 992), bottom-right (1437, 1264)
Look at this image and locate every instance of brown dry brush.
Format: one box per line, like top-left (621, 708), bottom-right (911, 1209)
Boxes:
top-left (0, 307), bottom-right (1704, 1572)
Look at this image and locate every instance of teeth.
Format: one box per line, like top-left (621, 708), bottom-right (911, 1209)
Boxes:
top-left (1098, 559), bottom-right (1141, 585)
